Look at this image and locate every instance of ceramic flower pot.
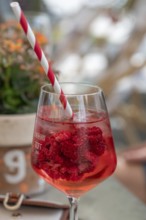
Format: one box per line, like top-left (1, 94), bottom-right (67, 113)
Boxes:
top-left (0, 113), bottom-right (47, 195)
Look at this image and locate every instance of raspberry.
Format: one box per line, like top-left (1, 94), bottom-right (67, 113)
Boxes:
top-left (94, 143), bottom-right (106, 156)
top-left (45, 137), bottom-right (59, 159)
top-left (61, 166), bottom-right (80, 181)
top-left (36, 126), bottom-right (106, 181)
top-left (55, 131), bottom-right (71, 142)
top-left (60, 142), bottom-right (79, 161)
top-left (84, 151), bottom-right (98, 163)
top-left (78, 161), bottom-right (94, 174)
top-left (87, 126), bottom-right (102, 135)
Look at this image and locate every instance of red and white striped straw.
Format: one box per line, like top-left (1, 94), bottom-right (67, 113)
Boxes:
top-left (10, 2), bottom-right (73, 118)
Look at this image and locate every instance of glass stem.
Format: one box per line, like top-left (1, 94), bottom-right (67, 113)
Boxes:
top-left (68, 196), bottom-right (79, 220)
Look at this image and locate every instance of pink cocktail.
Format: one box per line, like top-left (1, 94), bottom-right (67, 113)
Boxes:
top-left (31, 83), bottom-right (117, 219)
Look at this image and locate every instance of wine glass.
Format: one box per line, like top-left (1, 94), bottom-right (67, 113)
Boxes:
top-left (31, 82), bottom-right (117, 220)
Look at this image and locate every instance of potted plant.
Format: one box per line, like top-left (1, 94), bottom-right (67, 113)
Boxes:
top-left (0, 20), bottom-right (54, 195)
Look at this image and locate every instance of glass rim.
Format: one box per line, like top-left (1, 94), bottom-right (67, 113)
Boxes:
top-left (41, 82), bottom-right (103, 96)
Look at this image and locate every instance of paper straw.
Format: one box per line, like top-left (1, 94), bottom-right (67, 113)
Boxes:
top-left (10, 2), bottom-right (73, 118)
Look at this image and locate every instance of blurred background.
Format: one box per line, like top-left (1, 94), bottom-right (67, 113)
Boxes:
top-left (0, 0), bottom-right (146, 208)
top-left (1, 0), bottom-right (146, 153)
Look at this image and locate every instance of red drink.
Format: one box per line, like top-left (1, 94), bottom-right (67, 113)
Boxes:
top-left (31, 106), bottom-right (117, 198)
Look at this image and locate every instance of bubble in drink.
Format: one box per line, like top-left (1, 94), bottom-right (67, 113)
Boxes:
top-left (31, 106), bottom-right (116, 198)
